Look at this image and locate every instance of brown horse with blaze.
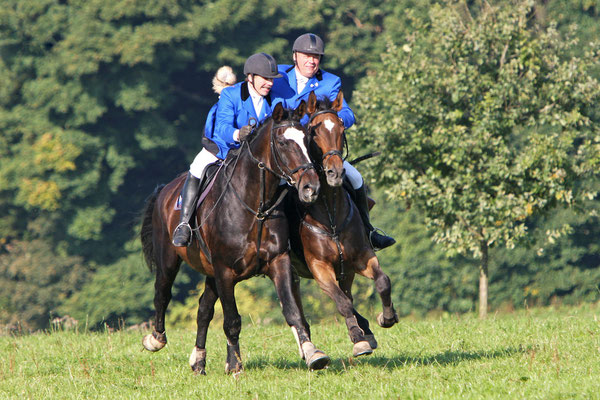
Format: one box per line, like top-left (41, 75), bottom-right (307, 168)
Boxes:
top-left (287, 91), bottom-right (399, 359)
top-left (140, 102), bottom-right (330, 374)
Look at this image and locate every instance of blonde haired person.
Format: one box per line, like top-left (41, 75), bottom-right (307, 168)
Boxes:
top-left (173, 54), bottom-right (284, 247)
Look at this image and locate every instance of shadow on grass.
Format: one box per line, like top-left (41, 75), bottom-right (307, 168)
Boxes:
top-left (245, 347), bottom-right (524, 372)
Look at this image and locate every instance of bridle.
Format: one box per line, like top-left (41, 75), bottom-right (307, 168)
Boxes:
top-left (302, 109), bottom-right (350, 282)
top-left (308, 110), bottom-right (348, 167)
top-left (224, 117), bottom-right (316, 276)
top-left (245, 119), bottom-right (316, 187)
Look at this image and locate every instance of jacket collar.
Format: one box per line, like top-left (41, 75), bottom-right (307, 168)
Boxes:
top-left (286, 65), bottom-right (323, 82)
top-left (241, 81), bottom-right (272, 105)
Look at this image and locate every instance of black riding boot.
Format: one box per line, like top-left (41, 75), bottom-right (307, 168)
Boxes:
top-left (354, 184), bottom-right (396, 250)
top-left (172, 172), bottom-right (201, 247)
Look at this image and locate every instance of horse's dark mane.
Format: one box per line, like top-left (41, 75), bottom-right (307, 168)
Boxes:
top-left (249, 106), bottom-right (303, 141)
top-left (314, 96), bottom-right (335, 112)
top-left (256, 106), bottom-right (303, 130)
top-left (224, 106), bottom-right (304, 161)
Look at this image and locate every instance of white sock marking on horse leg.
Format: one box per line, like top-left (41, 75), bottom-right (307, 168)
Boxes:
top-left (142, 333), bottom-right (165, 352)
top-left (189, 347), bottom-right (206, 367)
top-left (301, 341), bottom-right (316, 358)
top-left (291, 326), bottom-right (304, 358)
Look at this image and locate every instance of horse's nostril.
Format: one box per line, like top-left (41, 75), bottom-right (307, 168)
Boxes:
top-left (326, 169), bottom-right (335, 177)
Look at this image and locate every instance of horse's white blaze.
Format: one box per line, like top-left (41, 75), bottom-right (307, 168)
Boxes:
top-left (323, 119), bottom-right (335, 132)
top-left (283, 127), bottom-right (310, 161)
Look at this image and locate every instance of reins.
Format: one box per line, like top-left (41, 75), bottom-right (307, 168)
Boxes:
top-left (308, 110), bottom-right (348, 168)
top-left (302, 109), bottom-right (351, 282)
top-left (300, 189), bottom-right (354, 282)
top-left (216, 117), bottom-right (316, 276)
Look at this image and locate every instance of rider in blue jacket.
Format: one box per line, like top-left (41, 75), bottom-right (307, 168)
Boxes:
top-left (172, 53), bottom-right (283, 247)
top-left (272, 33), bottom-right (395, 250)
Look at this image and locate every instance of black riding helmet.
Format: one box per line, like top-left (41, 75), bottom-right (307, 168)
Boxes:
top-left (243, 53), bottom-right (282, 79)
top-left (292, 33), bottom-right (325, 56)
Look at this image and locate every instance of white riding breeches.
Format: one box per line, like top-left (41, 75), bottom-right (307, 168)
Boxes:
top-left (189, 148), bottom-right (219, 179)
top-left (190, 151), bottom-right (363, 188)
top-left (343, 160), bottom-right (363, 189)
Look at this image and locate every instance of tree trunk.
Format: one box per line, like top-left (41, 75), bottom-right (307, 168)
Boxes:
top-left (478, 240), bottom-right (488, 319)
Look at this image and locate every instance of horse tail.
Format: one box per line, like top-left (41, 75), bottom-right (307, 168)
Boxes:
top-left (141, 184), bottom-right (165, 272)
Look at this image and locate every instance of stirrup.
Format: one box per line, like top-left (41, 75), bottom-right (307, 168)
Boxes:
top-left (172, 222), bottom-right (193, 247)
top-left (368, 227), bottom-right (396, 251)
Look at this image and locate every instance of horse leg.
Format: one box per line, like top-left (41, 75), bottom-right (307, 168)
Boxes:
top-left (189, 277), bottom-right (219, 375)
top-left (143, 241), bottom-right (181, 352)
top-left (339, 273), bottom-right (378, 350)
top-left (310, 261), bottom-right (372, 357)
top-left (357, 255), bottom-right (399, 328)
top-left (289, 271), bottom-right (312, 359)
top-left (268, 254), bottom-right (330, 370)
top-left (212, 273), bottom-right (243, 374)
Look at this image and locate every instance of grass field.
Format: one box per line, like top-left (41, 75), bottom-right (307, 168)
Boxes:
top-left (1, 304), bottom-right (599, 399)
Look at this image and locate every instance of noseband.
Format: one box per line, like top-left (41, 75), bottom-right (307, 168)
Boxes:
top-left (308, 110), bottom-right (347, 165)
top-left (246, 120), bottom-right (316, 188)
top-left (270, 120), bottom-right (316, 186)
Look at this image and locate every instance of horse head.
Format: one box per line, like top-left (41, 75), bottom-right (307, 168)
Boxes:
top-left (266, 102), bottom-right (320, 204)
top-left (306, 91), bottom-right (345, 187)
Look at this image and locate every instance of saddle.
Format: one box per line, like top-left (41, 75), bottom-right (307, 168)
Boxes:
top-left (174, 162), bottom-right (222, 211)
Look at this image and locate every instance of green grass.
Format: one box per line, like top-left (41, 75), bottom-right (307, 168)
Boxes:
top-left (1, 304), bottom-right (599, 399)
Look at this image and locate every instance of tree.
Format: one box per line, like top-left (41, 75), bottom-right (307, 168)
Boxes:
top-left (352, 1), bottom-right (600, 317)
top-left (0, 239), bottom-right (88, 331)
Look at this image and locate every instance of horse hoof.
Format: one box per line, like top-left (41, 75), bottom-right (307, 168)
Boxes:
top-left (306, 350), bottom-right (330, 370)
top-left (377, 312), bottom-right (399, 328)
top-left (142, 332), bottom-right (166, 352)
top-left (225, 363), bottom-right (243, 375)
top-left (301, 341), bottom-right (329, 370)
top-left (364, 334), bottom-right (378, 349)
top-left (352, 341), bottom-right (373, 357)
top-left (189, 347), bottom-right (207, 375)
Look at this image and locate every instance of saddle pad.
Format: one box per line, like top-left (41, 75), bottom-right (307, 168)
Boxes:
top-left (173, 162), bottom-right (222, 211)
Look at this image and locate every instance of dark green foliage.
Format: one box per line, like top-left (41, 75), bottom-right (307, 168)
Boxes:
top-left (57, 251), bottom-right (154, 329)
top-left (490, 205), bottom-right (600, 308)
top-left (0, 0), bottom-right (598, 329)
top-left (0, 239), bottom-right (88, 331)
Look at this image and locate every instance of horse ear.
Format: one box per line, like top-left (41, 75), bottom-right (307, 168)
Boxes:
top-left (307, 91), bottom-right (317, 114)
top-left (332, 90), bottom-right (344, 112)
top-left (295, 100), bottom-right (307, 119)
top-left (273, 102), bottom-right (285, 122)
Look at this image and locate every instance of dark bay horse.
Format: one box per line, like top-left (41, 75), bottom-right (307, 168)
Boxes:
top-left (287, 91), bottom-right (399, 358)
top-left (141, 102), bottom-right (330, 374)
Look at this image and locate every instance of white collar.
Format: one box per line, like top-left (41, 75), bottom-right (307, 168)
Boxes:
top-left (294, 68), bottom-right (310, 84)
top-left (247, 82), bottom-right (264, 116)
top-left (247, 82), bottom-right (263, 102)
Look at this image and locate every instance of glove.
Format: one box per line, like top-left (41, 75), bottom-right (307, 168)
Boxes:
top-left (238, 125), bottom-right (253, 141)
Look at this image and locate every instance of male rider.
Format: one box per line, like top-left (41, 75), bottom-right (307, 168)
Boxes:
top-left (272, 33), bottom-right (395, 250)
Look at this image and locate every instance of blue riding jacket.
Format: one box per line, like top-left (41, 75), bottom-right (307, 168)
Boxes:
top-left (203, 81), bottom-right (284, 159)
top-left (271, 65), bottom-right (356, 128)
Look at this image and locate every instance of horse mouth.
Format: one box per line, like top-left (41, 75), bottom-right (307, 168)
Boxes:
top-left (299, 182), bottom-right (320, 204)
top-left (325, 167), bottom-right (344, 187)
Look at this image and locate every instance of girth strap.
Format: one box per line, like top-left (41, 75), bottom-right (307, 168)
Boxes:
top-left (300, 191), bottom-right (354, 282)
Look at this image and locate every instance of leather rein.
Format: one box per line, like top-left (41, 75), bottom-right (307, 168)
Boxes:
top-left (230, 118), bottom-right (316, 275)
top-left (303, 109), bottom-right (350, 282)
